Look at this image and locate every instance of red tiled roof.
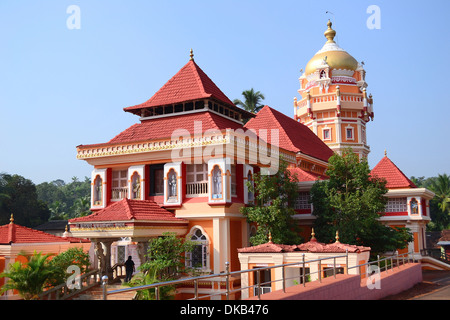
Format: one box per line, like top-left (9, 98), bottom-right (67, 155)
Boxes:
top-left (69, 198), bottom-right (188, 223)
top-left (124, 60), bottom-right (235, 112)
top-left (288, 167), bottom-right (327, 182)
top-left (244, 106), bottom-right (334, 162)
top-left (238, 239), bottom-right (370, 253)
top-left (297, 239), bottom-right (370, 253)
top-left (370, 156), bottom-right (416, 189)
top-left (0, 223), bottom-right (89, 244)
top-left (79, 111), bottom-right (244, 148)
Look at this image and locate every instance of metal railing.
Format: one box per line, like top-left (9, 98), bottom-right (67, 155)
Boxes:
top-left (39, 269), bottom-right (101, 300)
top-left (420, 249), bottom-right (450, 264)
top-left (103, 251), bottom-right (417, 301)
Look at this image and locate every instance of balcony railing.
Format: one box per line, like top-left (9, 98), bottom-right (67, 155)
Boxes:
top-left (111, 187), bottom-right (128, 201)
top-left (186, 182), bottom-right (208, 196)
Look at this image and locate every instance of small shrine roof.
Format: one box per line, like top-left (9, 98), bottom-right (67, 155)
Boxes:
top-left (371, 154), bottom-right (417, 189)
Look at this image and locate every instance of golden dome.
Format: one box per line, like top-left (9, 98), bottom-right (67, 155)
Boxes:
top-left (304, 20), bottom-right (359, 76)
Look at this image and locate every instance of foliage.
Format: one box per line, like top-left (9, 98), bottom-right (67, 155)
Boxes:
top-left (0, 251), bottom-right (59, 300)
top-left (240, 159), bottom-right (302, 246)
top-left (139, 232), bottom-right (195, 281)
top-left (412, 173), bottom-right (450, 231)
top-left (0, 173), bottom-right (50, 227)
top-left (125, 268), bottom-right (175, 300)
top-left (36, 176), bottom-right (91, 220)
top-left (233, 88), bottom-right (265, 114)
top-left (48, 247), bottom-right (91, 286)
top-left (310, 149), bottom-right (412, 256)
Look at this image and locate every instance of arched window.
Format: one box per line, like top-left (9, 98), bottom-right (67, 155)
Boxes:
top-left (131, 172), bottom-right (141, 200)
top-left (186, 227), bottom-right (209, 270)
top-left (93, 175), bottom-right (103, 205)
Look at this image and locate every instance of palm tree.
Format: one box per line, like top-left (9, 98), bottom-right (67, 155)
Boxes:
top-left (0, 251), bottom-right (59, 300)
top-left (430, 173), bottom-right (450, 214)
top-left (233, 88), bottom-right (265, 114)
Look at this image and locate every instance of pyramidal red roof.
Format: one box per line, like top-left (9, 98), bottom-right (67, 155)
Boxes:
top-left (79, 111), bottom-right (244, 148)
top-left (0, 222), bottom-right (89, 244)
top-left (124, 59), bottom-right (235, 112)
top-left (371, 156), bottom-right (417, 189)
top-left (244, 106), bottom-right (334, 162)
top-left (69, 198), bottom-right (188, 223)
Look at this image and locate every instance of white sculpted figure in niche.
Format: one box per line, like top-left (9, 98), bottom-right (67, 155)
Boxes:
top-left (94, 176), bottom-right (102, 205)
top-left (132, 173), bottom-right (141, 199)
top-left (168, 170), bottom-right (177, 198)
top-left (212, 166), bottom-right (222, 198)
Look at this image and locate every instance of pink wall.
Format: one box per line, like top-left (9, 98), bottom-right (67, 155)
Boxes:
top-left (246, 263), bottom-right (422, 300)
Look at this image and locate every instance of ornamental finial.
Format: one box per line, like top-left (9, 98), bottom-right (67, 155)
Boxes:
top-left (324, 19), bottom-right (336, 43)
top-left (189, 48), bottom-right (194, 61)
top-left (311, 228), bottom-right (316, 241)
top-left (10, 213), bottom-right (14, 224)
top-left (384, 149), bottom-right (387, 157)
top-left (268, 231), bottom-right (272, 243)
top-left (335, 230), bottom-right (340, 243)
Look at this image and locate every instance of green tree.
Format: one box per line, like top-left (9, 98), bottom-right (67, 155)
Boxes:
top-left (311, 149), bottom-right (412, 256)
top-left (233, 88), bottom-right (265, 114)
top-left (49, 247), bottom-right (91, 286)
top-left (0, 173), bottom-right (50, 227)
top-left (0, 251), bottom-right (59, 300)
top-left (127, 232), bottom-right (194, 300)
top-left (240, 159), bottom-right (302, 246)
top-left (139, 232), bottom-right (195, 280)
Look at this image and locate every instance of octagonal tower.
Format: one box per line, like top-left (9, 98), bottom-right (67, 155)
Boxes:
top-left (294, 20), bottom-right (374, 158)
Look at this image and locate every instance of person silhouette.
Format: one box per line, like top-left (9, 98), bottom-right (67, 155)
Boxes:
top-left (124, 256), bottom-right (135, 282)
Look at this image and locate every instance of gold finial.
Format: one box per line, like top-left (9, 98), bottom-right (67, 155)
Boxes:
top-left (189, 48), bottom-right (194, 61)
top-left (311, 228), bottom-right (316, 241)
top-left (384, 149), bottom-right (387, 157)
top-left (10, 214), bottom-right (14, 224)
top-left (335, 230), bottom-right (340, 243)
top-left (65, 225), bottom-right (68, 232)
top-left (268, 231), bottom-right (272, 243)
top-left (324, 19), bottom-right (336, 43)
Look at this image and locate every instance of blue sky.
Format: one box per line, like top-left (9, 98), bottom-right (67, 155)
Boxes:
top-left (0, 0), bottom-right (448, 184)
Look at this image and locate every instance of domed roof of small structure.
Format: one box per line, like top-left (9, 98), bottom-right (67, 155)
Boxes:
top-left (304, 20), bottom-right (359, 76)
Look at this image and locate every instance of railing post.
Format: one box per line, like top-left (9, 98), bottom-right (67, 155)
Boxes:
top-left (302, 254), bottom-right (306, 287)
top-left (333, 257), bottom-right (336, 279)
top-left (318, 260), bottom-right (322, 283)
top-left (155, 286), bottom-right (160, 300)
top-left (194, 279), bottom-right (198, 300)
top-left (257, 269), bottom-right (261, 300)
top-left (102, 275), bottom-right (108, 300)
top-left (377, 255), bottom-right (380, 273)
top-left (345, 249), bottom-right (349, 274)
top-left (225, 261), bottom-right (230, 300)
top-left (282, 266), bottom-right (286, 293)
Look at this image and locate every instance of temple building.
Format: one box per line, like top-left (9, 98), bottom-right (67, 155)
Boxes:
top-left (67, 20), bottom-right (438, 296)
